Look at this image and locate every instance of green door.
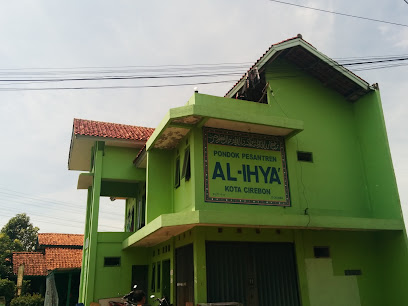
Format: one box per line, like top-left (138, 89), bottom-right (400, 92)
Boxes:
top-left (206, 242), bottom-right (300, 306)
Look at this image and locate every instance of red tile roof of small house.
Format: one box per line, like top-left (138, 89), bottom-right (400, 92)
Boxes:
top-left (12, 252), bottom-right (46, 276)
top-left (13, 233), bottom-right (84, 276)
top-left (38, 233), bottom-right (83, 247)
top-left (45, 248), bottom-right (83, 271)
top-left (73, 118), bottom-right (155, 141)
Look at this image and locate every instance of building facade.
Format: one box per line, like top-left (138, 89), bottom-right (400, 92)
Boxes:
top-left (68, 36), bottom-right (408, 306)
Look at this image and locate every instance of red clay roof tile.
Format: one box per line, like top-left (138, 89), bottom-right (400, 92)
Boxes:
top-left (73, 118), bottom-right (154, 141)
top-left (38, 233), bottom-right (84, 247)
top-left (13, 252), bottom-right (46, 276)
top-left (45, 248), bottom-right (82, 271)
top-left (13, 233), bottom-right (84, 276)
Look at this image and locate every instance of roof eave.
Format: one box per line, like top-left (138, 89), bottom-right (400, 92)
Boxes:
top-left (225, 38), bottom-right (371, 99)
top-left (69, 134), bottom-right (146, 171)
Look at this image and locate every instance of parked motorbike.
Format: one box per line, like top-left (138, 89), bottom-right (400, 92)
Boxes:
top-left (150, 295), bottom-right (170, 306)
top-left (109, 285), bottom-right (171, 306)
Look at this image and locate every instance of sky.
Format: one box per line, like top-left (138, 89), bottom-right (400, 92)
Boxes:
top-left (0, 0), bottom-right (407, 234)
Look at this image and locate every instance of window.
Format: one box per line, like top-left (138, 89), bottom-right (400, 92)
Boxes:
top-left (157, 262), bottom-right (161, 290)
top-left (181, 147), bottom-right (191, 181)
top-left (297, 151), bottom-right (313, 162)
top-left (174, 156), bottom-right (180, 188)
top-left (137, 191), bottom-right (146, 230)
top-left (151, 263), bottom-right (156, 291)
top-left (104, 257), bottom-right (121, 267)
top-left (314, 246), bottom-right (330, 258)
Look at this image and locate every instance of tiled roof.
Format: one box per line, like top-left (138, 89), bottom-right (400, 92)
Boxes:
top-left (13, 233), bottom-right (84, 276)
top-left (45, 248), bottom-right (82, 271)
top-left (225, 36), bottom-right (304, 97)
top-left (224, 35), bottom-right (369, 100)
top-left (38, 233), bottom-right (84, 247)
top-left (73, 118), bottom-right (155, 141)
top-left (13, 252), bottom-right (46, 276)
top-left (13, 248), bottom-right (83, 276)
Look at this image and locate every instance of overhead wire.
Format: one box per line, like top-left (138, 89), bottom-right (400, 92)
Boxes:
top-left (268, 0), bottom-right (408, 28)
top-left (0, 54), bottom-right (405, 91)
top-left (0, 188), bottom-right (123, 218)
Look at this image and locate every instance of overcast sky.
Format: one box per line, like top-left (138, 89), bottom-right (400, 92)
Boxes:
top-left (0, 0), bottom-right (407, 234)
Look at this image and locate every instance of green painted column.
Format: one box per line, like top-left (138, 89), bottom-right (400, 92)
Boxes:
top-left (78, 188), bottom-right (92, 302)
top-left (84, 141), bottom-right (104, 305)
top-left (193, 229), bottom-right (207, 304)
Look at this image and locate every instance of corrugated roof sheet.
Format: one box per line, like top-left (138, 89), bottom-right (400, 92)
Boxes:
top-left (38, 233), bottom-right (84, 247)
top-left (73, 118), bottom-right (155, 141)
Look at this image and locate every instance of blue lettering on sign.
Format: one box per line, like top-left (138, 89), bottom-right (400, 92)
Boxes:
top-left (212, 163), bottom-right (281, 184)
top-left (212, 162), bottom-right (225, 180)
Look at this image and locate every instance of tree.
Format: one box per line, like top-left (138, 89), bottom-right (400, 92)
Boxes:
top-left (1, 214), bottom-right (39, 252)
top-left (0, 278), bottom-right (16, 305)
top-left (0, 233), bottom-right (23, 279)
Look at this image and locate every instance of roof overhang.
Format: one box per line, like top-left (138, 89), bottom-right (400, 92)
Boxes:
top-left (68, 134), bottom-right (146, 171)
top-left (122, 211), bottom-right (405, 248)
top-left (144, 93), bottom-right (304, 152)
top-left (225, 37), bottom-right (372, 102)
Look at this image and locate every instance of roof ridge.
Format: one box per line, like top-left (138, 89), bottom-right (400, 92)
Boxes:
top-left (74, 118), bottom-right (155, 130)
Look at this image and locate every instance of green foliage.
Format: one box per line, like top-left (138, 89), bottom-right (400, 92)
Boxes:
top-left (0, 278), bottom-right (16, 305)
top-left (1, 214), bottom-right (39, 252)
top-left (10, 294), bottom-right (44, 306)
top-left (0, 234), bottom-right (23, 279)
top-left (21, 281), bottom-right (31, 296)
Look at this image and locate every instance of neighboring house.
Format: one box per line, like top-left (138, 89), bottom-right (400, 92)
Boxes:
top-left (13, 233), bottom-right (83, 306)
top-left (68, 35), bottom-right (408, 306)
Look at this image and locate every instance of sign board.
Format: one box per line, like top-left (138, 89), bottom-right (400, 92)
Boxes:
top-left (204, 127), bottom-right (290, 206)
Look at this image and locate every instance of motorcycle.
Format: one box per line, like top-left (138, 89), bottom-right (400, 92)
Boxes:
top-left (110, 285), bottom-right (170, 306)
top-left (149, 295), bottom-right (170, 306)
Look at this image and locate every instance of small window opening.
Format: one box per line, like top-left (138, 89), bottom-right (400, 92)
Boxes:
top-left (181, 147), bottom-right (191, 181)
top-left (297, 151), bottom-right (313, 162)
top-left (314, 246), bottom-right (330, 258)
top-left (174, 156), bottom-right (180, 188)
top-left (345, 269), bottom-right (362, 276)
top-left (157, 262), bottom-right (161, 290)
top-left (151, 263), bottom-right (156, 291)
top-left (104, 257), bottom-right (121, 267)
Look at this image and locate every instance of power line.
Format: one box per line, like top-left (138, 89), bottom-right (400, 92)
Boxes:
top-left (0, 72), bottom-right (244, 83)
top-left (0, 55), bottom-right (406, 91)
top-left (0, 79), bottom-right (238, 92)
top-left (268, 0), bottom-right (408, 28)
top-left (0, 188), bottom-right (123, 218)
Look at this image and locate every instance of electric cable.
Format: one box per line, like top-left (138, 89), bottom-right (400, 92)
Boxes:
top-left (268, 0), bottom-right (408, 27)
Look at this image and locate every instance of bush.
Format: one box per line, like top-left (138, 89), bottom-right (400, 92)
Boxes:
top-left (0, 279), bottom-right (16, 305)
top-left (21, 281), bottom-right (31, 296)
top-left (10, 294), bottom-right (44, 306)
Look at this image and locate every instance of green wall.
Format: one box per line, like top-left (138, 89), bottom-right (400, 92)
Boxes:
top-left (173, 133), bottom-right (194, 213)
top-left (353, 91), bottom-right (402, 219)
top-left (93, 232), bottom-right (148, 301)
top-left (185, 226), bottom-right (408, 306)
top-left (146, 149), bottom-right (173, 223)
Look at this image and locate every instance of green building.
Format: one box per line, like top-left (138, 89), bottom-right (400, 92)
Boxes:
top-left (68, 35), bottom-right (408, 306)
